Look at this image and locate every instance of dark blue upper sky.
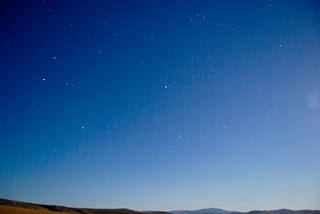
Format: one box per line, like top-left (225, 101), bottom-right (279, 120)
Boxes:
top-left (1, 0), bottom-right (320, 211)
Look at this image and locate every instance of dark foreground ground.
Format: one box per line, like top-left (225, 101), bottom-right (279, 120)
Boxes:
top-left (0, 198), bottom-right (169, 214)
top-left (1, 198), bottom-right (319, 214)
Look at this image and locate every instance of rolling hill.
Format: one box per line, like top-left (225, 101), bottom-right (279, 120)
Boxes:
top-left (0, 198), bottom-right (168, 214)
top-left (1, 198), bottom-right (319, 214)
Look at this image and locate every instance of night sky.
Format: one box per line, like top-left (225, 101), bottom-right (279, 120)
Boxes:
top-left (1, 0), bottom-right (320, 211)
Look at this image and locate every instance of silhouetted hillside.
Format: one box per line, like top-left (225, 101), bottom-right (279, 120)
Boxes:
top-left (0, 198), bottom-right (168, 214)
top-left (1, 198), bottom-right (319, 214)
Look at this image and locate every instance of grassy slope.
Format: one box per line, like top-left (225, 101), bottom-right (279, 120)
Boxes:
top-left (0, 205), bottom-right (72, 214)
top-left (1, 198), bottom-right (320, 214)
top-left (0, 198), bottom-right (162, 214)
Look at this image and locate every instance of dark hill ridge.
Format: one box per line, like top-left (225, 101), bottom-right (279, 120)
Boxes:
top-left (1, 198), bottom-right (320, 214)
top-left (0, 198), bottom-right (168, 214)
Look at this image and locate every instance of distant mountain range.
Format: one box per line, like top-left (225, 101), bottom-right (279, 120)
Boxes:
top-left (171, 208), bottom-right (320, 214)
top-left (171, 208), bottom-right (230, 214)
top-left (1, 198), bottom-right (320, 214)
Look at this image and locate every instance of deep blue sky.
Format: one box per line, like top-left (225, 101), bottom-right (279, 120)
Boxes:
top-left (1, 0), bottom-right (320, 211)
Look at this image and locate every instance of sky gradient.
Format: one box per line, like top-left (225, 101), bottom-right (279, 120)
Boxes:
top-left (1, 0), bottom-right (320, 211)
